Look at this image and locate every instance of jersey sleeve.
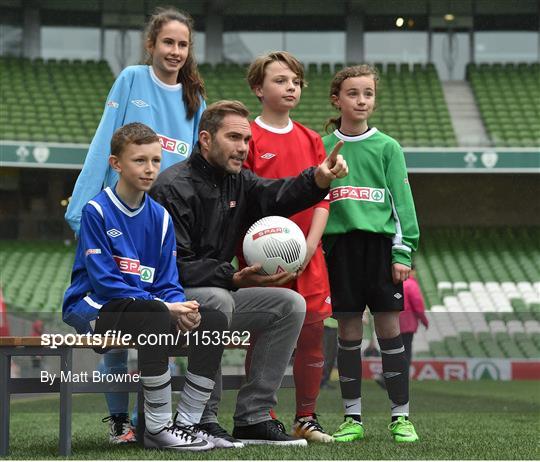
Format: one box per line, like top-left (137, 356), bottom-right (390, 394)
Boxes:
top-left (65, 70), bottom-right (134, 234)
top-left (244, 167), bottom-right (328, 221)
top-left (80, 203), bottom-right (154, 301)
top-left (314, 135), bottom-right (330, 211)
top-left (385, 141), bottom-right (420, 267)
top-left (151, 212), bottom-right (186, 302)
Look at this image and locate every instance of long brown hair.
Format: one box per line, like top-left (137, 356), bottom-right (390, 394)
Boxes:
top-left (324, 64), bottom-right (379, 133)
top-left (144, 7), bottom-right (206, 119)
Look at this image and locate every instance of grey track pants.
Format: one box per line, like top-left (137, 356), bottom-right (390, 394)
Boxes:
top-left (184, 286), bottom-right (306, 426)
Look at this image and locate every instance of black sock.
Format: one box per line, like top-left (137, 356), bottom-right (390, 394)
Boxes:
top-left (378, 335), bottom-right (409, 407)
top-left (337, 338), bottom-right (362, 399)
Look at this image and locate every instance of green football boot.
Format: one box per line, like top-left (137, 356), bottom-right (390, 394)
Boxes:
top-left (388, 416), bottom-right (419, 442)
top-left (332, 417), bottom-right (365, 442)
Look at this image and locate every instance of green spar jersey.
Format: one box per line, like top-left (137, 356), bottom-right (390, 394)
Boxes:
top-left (322, 128), bottom-right (419, 267)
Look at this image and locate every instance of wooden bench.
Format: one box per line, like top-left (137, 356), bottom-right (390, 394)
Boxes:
top-left (0, 336), bottom-right (293, 456)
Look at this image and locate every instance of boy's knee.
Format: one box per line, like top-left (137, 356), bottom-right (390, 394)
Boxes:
top-left (200, 307), bottom-right (229, 331)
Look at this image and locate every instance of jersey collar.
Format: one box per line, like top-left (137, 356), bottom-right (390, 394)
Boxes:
top-left (149, 66), bottom-right (182, 91)
top-left (255, 116), bottom-right (293, 134)
top-left (105, 187), bottom-right (146, 217)
top-left (334, 127), bottom-right (378, 142)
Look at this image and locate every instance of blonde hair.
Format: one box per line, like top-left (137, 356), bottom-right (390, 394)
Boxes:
top-left (324, 64), bottom-right (379, 133)
top-left (144, 7), bottom-right (206, 119)
top-left (247, 51), bottom-right (307, 98)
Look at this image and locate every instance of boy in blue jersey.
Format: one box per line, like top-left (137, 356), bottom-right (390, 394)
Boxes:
top-left (62, 122), bottom-right (225, 451)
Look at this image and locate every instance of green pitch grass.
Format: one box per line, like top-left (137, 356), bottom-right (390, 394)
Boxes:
top-left (5, 380), bottom-right (539, 459)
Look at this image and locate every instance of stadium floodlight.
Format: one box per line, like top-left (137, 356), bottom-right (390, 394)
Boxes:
top-left (395, 17), bottom-right (404, 27)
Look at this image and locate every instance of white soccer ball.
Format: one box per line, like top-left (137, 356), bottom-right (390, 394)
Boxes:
top-left (243, 216), bottom-right (307, 275)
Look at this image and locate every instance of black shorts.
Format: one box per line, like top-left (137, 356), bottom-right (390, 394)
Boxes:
top-left (325, 230), bottom-right (404, 318)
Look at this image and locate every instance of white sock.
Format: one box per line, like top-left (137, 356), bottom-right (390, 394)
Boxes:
top-left (141, 369), bottom-right (171, 433)
top-left (175, 370), bottom-right (215, 426)
top-left (391, 401), bottom-right (409, 417)
top-left (343, 397), bottom-right (362, 417)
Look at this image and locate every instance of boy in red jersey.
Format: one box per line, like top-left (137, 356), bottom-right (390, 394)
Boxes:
top-left (243, 52), bottom-right (334, 443)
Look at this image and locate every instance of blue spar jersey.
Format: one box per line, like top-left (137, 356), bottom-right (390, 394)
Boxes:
top-left (62, 187), bottom-right (186, 334)
top-left (65, 65), bottom-right (206, 234)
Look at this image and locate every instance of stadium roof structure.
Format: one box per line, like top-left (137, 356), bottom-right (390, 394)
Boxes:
top-left (1, 0), bottom-right (539, 31)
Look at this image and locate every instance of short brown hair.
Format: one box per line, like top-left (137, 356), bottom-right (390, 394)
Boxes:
top-left (199, 100), bottom-right (250, 137)
top-left (110, 122), bottom-right (160, 157)
top-left (246, 51), bottom-right (306, 91)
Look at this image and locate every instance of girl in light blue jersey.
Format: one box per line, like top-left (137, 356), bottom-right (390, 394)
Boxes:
top-left (65, 7), bottom-right (206, 234)
top-left (64, 7), bottom-right (206, 444)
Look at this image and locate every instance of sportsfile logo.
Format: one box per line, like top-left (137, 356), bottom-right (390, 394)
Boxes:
top-left (329, 186), bottom-right (385, 203)
top-left (113, 256), bottom-right (155, 283)
top-left (253, 227), bottom-right (289, 240)
top-left (158, 135), bottom-right (190, 157)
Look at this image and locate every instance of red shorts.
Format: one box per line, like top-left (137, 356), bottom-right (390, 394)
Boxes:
top-left (288, 244), bottom-right (332, 324)
top-left (237, 243), bottom-right (332, 324)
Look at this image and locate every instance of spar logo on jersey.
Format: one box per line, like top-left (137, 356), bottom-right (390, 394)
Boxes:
top-left (260, 153), bottom-right (276, 160)
top-left (114, 256), bottom-right (140, 275)
top-left (139, 265), bottom-right (155, 283)
top-left (329, 186), bottom-right (385, 203)
top-left (113, 256), bottom-right (155, 283)
top-left (158, 135), bottom-right (190, 158)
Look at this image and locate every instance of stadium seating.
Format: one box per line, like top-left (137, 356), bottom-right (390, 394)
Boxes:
top-left (467, 62), bottom-right (540, 147)
top-left (0, 241), bottom-right (75, 313)
top-left (0, 57), bottom-right (457, 147)
top-left (202, 61), bottom-right (457, 146)
top-left (0, 57), bottom-right (114, 144)
top-left (2, 228), bottom-right (538, 360)
top-left (413, 228), bottom-right (540, 359)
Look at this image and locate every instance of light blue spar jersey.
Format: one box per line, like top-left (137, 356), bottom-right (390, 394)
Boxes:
top-left (62, 187), bottom-right (186, 334)
top-left (65, 65), bottom-right (206, 234)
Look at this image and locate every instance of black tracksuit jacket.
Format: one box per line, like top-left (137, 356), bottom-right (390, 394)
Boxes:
top-left (150, 145), bottom-right (328, 290)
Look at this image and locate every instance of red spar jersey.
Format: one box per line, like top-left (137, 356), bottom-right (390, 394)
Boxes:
top-left (245, 117), bottom-right (329, 235)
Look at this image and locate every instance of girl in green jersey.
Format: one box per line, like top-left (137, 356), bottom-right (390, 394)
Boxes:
top-left (322, 65), bottom-right (420, 443)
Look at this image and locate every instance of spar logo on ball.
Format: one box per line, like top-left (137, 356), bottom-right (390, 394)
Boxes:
top-left (243, 216), bottom-right (306, 275)
top-left (252, 227), bottom-right (290, 240)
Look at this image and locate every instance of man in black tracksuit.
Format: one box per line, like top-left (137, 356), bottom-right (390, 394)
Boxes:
top-left (150, 100), bottom-right (347, 447)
